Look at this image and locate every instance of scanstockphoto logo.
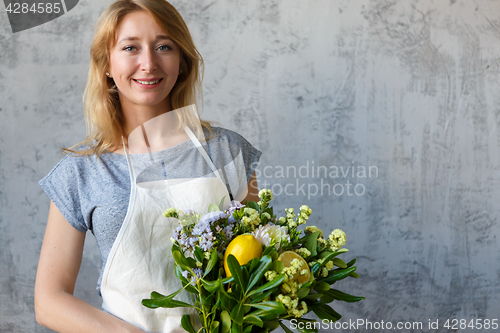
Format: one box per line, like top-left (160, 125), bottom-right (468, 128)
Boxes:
top-left (3, 0), bottom-right (79, 33)
top-left (253, 160), bottom-right (379, 199)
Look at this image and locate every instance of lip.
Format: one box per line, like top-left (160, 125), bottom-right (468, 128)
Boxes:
top-left (133, 77), bottom-right (163, 88)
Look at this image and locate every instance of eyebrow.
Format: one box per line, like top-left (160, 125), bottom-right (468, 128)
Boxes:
top-left (117, 35), bottom-right (172, 43)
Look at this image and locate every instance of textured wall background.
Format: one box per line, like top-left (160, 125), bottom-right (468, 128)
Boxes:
top-left (1, 0), bottom-right (500, 332)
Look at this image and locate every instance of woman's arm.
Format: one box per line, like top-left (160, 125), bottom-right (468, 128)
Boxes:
top-left (35, 201), bottom-right (145, 333)
top-left (243, 171), bottom-right (260, 203)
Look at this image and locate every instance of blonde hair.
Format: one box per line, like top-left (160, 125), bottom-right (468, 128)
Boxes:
top-left (67, 0), bottom-right (209, 156)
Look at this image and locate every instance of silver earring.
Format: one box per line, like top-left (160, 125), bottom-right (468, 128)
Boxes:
top-left (179, 69), bottom-right (182, 74)
top-left (106, 72), bottom-right (110, 76)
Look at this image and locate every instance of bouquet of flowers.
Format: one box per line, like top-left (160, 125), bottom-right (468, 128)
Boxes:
top-left (142, 189), bottom-right (363, 333)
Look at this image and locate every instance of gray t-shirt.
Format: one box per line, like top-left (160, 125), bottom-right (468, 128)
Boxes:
top-left (39, 127), bottom-right (261, 295)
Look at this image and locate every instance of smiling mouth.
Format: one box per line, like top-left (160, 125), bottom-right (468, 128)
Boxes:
top-left (134, 78), bottom-right (163, 85)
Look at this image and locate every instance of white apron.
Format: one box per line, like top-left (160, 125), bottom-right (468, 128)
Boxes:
top-left (100, 107), bottom-right (234, 332)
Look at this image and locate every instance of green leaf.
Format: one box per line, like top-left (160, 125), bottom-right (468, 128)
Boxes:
top-left (186, 256), bottom-right (197, 268)
top-left (208, 203), bottom-right (219, 212)
top-left (323, 289), bottom-right (365, 302)
top-left (204, 249), bottom-right (218, 277)
top-left (272, 260), bottom-right (285, 273)
top-left (142, 288), bottom-right (183, 308)
top-left (201, 278), bottom-right (220, 293)
top-left (221, 276), bottom-right (234, 284)
top-left (218, 195), bottom-right (227, 210)
top-left (174, 266), bottom-right (198, 293)
top-left (320, 291), bottom-right (335, 303)
top-left (211, 320), bottom-right (220, 333)
top-left (263, 320), bottom-right (280, 331)
top-left (247, 255), bottom-right (273, 292)
top-left (194, 246), bottom-right (203, 262)
top-left (230, 301), bottom-right (244, 326)
top-left (149, 291), bottom-right (166, 299)
top-left (262, 246), bottom-right (275, 256)
top-left (310, 263), bottom-right (321, 276)
top-left (242, 266), bottom-right (250, 287)
top-left (319, 248), bottom-right (349, 259)
top-left (280, 321), bottom-right (294, 333)
top-left (304, 231), bottom-right (320, 256)
top-left (247, 301), bottom-right (286, 316)
top-left (296, 287), bottom-right (310, 299)
top-left (301, 280), bottom-right (313, 289)
top-left (317, 251), bottom-right (349, 268)
top-left (141, 297), bottom-right (193, 309)
top-left (310, 302), bottom-right (341, 322)
top-left (231, 324), bottom-right (241, 333)
top-left (221, 310), bottom-right (231, 333)
top-left (173, 250), bottom-right (191, 271)
top-left (350, 272), bottom-right (360, 278)
top-left (227, 254), bottom-right (245, 291)
top-left (303, 293), bottom-right (323, 300)
top-left (243, 315), bottom-right (263, 327)
top-left (181, 315), bottom-right (196, 333)
top-left (249, 289), bottom-right (273, 304)
top-left (247, 257), bottom-right (260, 273)
top-left (181, 279), bottom-right (198, 294)
top-left (322, 266), bottom-right (357, 284)
top-left (243, 325), bottom-right (253, 333)
top-left (313, 282), bottom-right (330, 292)
top-left (247, 309), bottom-right (278, 321)
top-left (247, 274), bottom-right (285, 298)
top-left (346, 258), bottom-right (356, 267)
top-left (332, 258), bottom-right (347, 268)
top-left (246, 201), bottom-right (260, 211)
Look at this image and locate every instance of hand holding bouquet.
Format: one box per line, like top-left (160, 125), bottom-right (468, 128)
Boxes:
top-left (142, 189), bottom-right (363, 333)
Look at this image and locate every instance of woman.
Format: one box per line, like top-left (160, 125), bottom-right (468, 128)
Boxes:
top-left (34, 1), bottom-right (261, 332)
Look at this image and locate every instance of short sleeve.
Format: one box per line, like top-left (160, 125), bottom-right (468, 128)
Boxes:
top-left (208, 127), bottom-right (262, 183)
top-left (39, 155), bottom-right (88, 232)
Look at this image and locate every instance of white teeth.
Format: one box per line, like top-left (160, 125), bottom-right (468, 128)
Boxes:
top-left (136, 79), bottom-right (161, 85)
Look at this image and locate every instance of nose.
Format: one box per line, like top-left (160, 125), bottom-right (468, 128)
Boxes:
top-left (140, 47), bottom-right (157, 73)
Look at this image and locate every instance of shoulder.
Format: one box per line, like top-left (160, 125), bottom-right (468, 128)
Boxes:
top-left (206, 126), bottom-right (255, 149)
top-left (205, 126), bottom-right (262, 178)
top-left (41, 151), bottom-right (126, 187)
top-left (43, 153), bottom-right (100, 178)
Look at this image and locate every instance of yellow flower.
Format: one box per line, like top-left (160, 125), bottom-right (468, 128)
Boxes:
top-left (264, 270), bottom-right (278, 281)
top-left (295, 248), bottom-right (311, 259)
top-left (328, 229), bottom-right (346, 251)
top-left (305, 226), bottom-right (323, 237)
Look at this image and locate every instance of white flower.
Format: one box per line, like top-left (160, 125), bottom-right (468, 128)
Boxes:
top-left (252, 224), bottom-right (290, 249)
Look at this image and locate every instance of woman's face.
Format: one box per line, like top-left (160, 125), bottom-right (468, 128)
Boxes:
top-left (108, 10), bottom-right (181, 113)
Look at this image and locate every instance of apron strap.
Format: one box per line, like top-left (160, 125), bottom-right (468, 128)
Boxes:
top-left (184, 126), bottom-right (223, 180)
top-left (122, 136), bottom-right (135, 184)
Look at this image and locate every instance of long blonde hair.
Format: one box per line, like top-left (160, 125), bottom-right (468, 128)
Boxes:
top-left (68, 0), bottom-right (208, 156)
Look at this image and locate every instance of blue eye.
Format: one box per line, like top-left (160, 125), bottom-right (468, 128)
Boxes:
top-left (157, 45), bottom-right (172, 51)
top-left (123, 46), bottom-right (137, 51)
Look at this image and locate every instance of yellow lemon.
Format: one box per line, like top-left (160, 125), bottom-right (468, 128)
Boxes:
top-left (277, 251), bottom-right (311, 284)
top-left (224, 235), bottom-right (263, 277)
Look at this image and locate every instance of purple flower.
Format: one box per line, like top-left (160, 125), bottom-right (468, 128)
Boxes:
top-left (223, 225), bottom-right (234, 240)
top-left (197, 211), bottom-right (229, 225)
top-left (227, 200), bottom-right (245, 214)
top-left (193, 268), bottom-right (204, 279)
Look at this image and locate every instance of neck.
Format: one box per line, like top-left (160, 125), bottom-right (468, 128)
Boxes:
top-left (120, 98), bottom-right (172, 138)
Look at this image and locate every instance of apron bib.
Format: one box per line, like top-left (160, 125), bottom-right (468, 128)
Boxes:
top-left (100, 107), bottom-right (232, 332)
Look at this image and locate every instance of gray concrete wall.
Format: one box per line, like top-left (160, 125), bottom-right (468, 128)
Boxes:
top-left (1, 0), bottom-right (500, 332)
